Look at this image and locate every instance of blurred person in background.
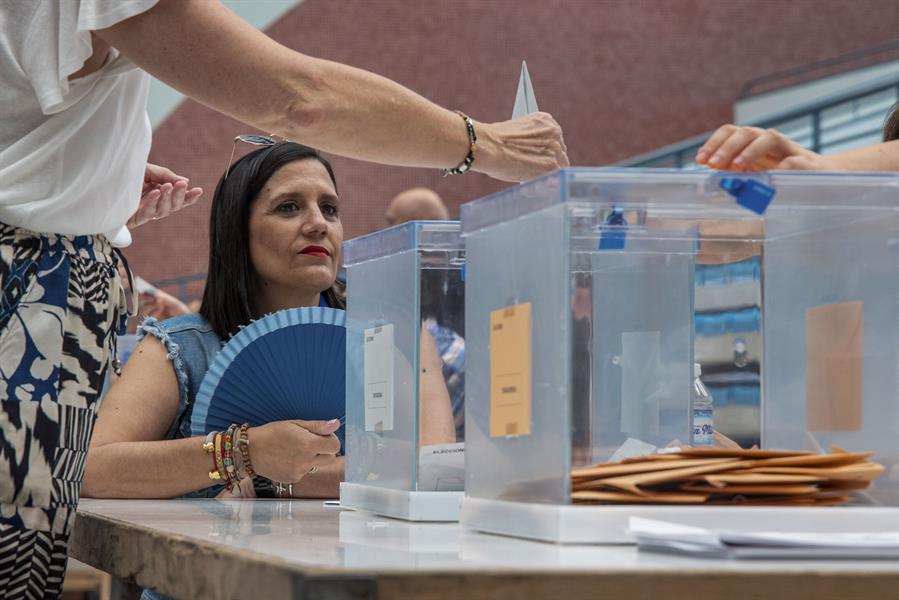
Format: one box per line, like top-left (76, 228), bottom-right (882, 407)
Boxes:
top-left (385, 187), bottom-right (450, 226)
top-left (383, 187), bottom-right (465, 440)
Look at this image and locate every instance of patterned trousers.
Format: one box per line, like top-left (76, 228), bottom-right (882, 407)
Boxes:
top-left (0, 224), bottom-right (131, 599)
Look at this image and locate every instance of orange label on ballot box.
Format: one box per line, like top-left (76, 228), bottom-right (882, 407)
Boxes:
top-left (806, 301), bottom-right (862, 432)
top-left (490, 302), bottom-right (532, 437)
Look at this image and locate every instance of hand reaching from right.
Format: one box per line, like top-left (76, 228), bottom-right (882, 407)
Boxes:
top-left (695, 124), bottom-right (838, 172)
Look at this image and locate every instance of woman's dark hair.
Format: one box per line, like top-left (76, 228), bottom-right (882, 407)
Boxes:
top-left (884, 102), bottom-right (899, 142)
top-left (200, 141), bottom-right (346, 339)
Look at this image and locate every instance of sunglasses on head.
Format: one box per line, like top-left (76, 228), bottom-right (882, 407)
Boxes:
top-left (224, 134), bottom-right (286, 179)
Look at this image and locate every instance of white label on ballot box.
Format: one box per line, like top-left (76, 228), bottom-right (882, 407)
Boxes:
top-left (418, 442), bottom-right (465, 491)
top-left (364, 324), bottom-right (394, 432)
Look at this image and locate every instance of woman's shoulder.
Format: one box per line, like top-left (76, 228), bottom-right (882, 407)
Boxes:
top-left (136, 313), bottom-right (222, 361)
top-left (140, 313), bottom-right (214, 336)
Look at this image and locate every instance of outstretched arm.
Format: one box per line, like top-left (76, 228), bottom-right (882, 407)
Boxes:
top-left (695, 124), bottom-right (899, 172)
top-left (96, 0), bottom-right (567, 182)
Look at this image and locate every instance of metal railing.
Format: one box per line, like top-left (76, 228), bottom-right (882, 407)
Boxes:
top-left (740, 38), bottom-right (899, 99)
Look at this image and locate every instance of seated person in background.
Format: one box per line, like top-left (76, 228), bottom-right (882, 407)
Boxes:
top-left (83, 142), bottom-right (455, 501)
top-left (140, 285), bottom-right (192, 320)
top-left (695, 103), bottom-right (899, 172)
top-left (384, 187), bottom-right (465, 441)
top-left (385, 187), bottom-right (450, 226)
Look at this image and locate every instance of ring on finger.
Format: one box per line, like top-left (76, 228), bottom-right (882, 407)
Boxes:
top-left (308, 465), bottom-right (318, 474)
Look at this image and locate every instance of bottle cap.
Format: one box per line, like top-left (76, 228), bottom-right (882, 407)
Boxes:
top-left (694, 362), bottom-right (702, 378)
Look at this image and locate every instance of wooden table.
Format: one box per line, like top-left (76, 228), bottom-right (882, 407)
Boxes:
top-left (71, 498), bottom-right (899, 600)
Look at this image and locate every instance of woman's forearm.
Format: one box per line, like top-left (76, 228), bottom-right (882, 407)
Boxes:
top-left (97, 1), bottom-right (482, 172)
top-left (83, 437), bottom-right (214, 499)
top-left (97, 0), bottom-right (565, 183)
top-left (419, 327), bottom-right (457, 446)
top-left (827, 140), bottom-right (899, 171)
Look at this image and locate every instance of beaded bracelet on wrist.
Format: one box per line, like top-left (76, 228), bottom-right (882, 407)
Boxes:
top-left (440, 111), bottom-right (477, 177)
top-left (237, 423), bottom-right (255, 479)
top-left (223, 425), bottom-right (243, 491)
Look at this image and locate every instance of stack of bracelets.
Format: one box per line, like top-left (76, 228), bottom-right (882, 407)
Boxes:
top-left (202, 422), bottom-right (256, 492)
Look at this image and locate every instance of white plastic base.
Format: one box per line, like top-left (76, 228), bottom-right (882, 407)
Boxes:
top-left (340, 482), bottom-right (463, 522)
top-left (461, 496), bottom-right (899, 544)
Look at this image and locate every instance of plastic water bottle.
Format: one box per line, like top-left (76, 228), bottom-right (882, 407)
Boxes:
top-left (692, 363), bottom-right (714, 447)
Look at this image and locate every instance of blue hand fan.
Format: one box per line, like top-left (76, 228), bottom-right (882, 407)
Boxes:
top-left (191, 307), bottom-right (346, 452)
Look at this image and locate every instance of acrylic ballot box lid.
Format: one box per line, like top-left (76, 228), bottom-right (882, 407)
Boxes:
top-left (461, 167), bottom-right (899, 235)
top-left (343, 220), bottom-right (462, 267)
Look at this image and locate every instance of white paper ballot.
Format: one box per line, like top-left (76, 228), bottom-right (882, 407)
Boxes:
top-left (629, 517), bottom-right (899, 560)
top-left (418, 442), bottom-right (465, 492)
top-left (364, 324), bottom-right (395, 432)
top-left (133, 275), bottom-right (159, 296)
top-left (512, 60), bottom-right (539, 119)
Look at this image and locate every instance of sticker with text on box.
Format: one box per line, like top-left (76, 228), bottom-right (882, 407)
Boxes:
top-left (364, 324), bottom-right (394, 432)
top-left (490, 302), bottom-right (532, 438)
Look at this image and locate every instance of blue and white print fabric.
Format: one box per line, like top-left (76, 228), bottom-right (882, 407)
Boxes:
top-left (0, 223), bottom-right (132, 600)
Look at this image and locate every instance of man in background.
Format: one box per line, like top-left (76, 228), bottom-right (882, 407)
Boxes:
top-left (384, 187), bottom-right (465, 441)
top-left (385, 187), bottom-right (450, 226)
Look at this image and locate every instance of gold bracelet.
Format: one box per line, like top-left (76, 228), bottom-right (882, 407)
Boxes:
top-left (212, 431), bottom-right (226, 482)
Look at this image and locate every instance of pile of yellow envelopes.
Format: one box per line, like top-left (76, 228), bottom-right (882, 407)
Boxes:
top-left (571, 446), bottom-right (884, 506)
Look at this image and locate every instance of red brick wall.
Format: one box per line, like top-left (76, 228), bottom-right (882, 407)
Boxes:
top-left (133, 0), bottom-right (899, 299)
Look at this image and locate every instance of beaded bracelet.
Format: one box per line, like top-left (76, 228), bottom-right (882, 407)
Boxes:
top-left (440, 111), bottom-right (477, 177)
top-left (236, 423), bottom-right (255, 479)
top-left (222, 425), bottom-right (243, 491)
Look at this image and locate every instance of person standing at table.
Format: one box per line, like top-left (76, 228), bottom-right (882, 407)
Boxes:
top-left (0, 1), bottom-right (568, 597)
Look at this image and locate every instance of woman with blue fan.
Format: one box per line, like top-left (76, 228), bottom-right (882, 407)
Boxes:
top-left (82, 143), bottom-right (352, 500)
top-left (83, 141), bottom-right (457, 507)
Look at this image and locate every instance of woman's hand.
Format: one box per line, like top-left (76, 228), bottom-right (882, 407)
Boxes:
top-left (248, 419), bottom-right (341, 483)
top-left (216, 475), bottom-right (257, 499)
top-left (128, 163), bottom-right (203, 228)
top-left (475, 112), bottom-right (569, 182)
top-left (140, 288), bottom-right (191, 320)
top-left (695, 125), bottom-right (838, 172)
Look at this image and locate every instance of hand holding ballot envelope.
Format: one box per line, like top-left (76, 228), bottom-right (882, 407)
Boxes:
top-left (470, 61), bottom-right (568, 182)
top-left (476, 112), bottom-right (569, 182)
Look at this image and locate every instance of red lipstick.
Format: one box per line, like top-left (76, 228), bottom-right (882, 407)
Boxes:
top-left (300, 245), bottom-right (331, 257)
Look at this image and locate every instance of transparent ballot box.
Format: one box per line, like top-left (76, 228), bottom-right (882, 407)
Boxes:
top-left (341, 221), bottom-right (465, 521)
top-left (458, 168), bottom-right (899, 543)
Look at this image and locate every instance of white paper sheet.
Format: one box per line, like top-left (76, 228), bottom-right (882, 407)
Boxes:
top-left (133, 275), bottom-right (159, 296)
top-left (512, 61), bottom-right (539, 119)
top-left (629, 517), bottom-right (899, 559)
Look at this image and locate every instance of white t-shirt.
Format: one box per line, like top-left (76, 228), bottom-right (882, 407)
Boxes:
top-left (0, 0), bottom-right (159, 246)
